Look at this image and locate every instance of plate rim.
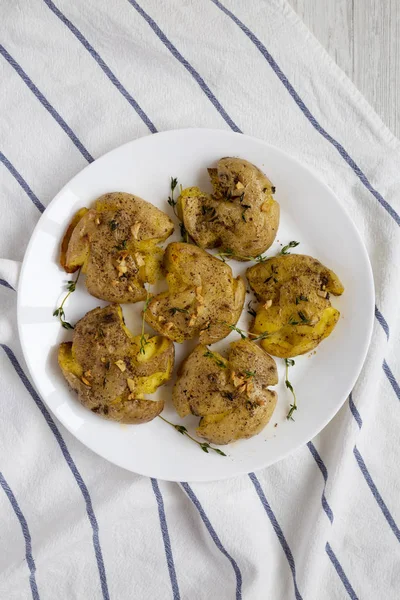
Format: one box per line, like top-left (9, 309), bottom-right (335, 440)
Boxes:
top-left (17, 127), bottom-right (375, 481)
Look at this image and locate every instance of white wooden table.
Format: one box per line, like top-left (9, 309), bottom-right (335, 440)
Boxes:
top-left (288, 0), bottom-right (400, 138)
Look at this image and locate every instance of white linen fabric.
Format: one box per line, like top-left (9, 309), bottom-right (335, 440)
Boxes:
top-left (1, 1), bottom-right (399, 599)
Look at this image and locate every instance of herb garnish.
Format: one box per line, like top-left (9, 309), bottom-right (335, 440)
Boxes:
top-left (53, 268), bottom-right (81, 329)
top-left (284, 358), bottom-right (297, 420)
top-left (280, 240), bottom-right (299, 255)
top-left (109, 220), bottom-right (118, 231)
top-left (288, 315), bottom-right (299, 326)
top-left (225, 189), bottom-right (232, 202)
top-left (167, 177), bottom-right (179, 216)
top-left (241, 204), bottom-right (251, 222)
top-left (247, 300), bottom-right (257, 317)
top-left (252, 330), bottom-right (270, 342)
top-left (226, 323), bottom-right (247, 339)
top-left (220, 321), bottom-right (270, 342)
top-left (295, 295), bottom-right (309, 304)
top-left (139, 289), bottom-right (151, 355)
top-left (264, 264), bottom-right (278, 284)
top-left (201, 206), bottom-right (218, 222)
top-left (158, 415), bottom-right (226, 456)
top-left (168, 177), bottom-right (190, 243)
top-left (169, 307), bottom-right (189, 315)
top-left (216, 248), bottom-right (267, 263)
top-left (244, 370), bottom-right (256, 379)
top-left (203, 349), bottom-right (227, 368)
top-left (297, 310), bottom-right (311, 324)
top-left (179, 222), bottom-right (189, 243)
top-left (114, 240), bottom-right (127, 251)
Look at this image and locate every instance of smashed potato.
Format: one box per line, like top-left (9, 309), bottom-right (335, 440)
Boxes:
top-left (144, 242), bottom-right (246, 344)
top-left (58, 304), bottom-right (174, 423)
top-left (178, 157), bottom-right (279, 258)
top-left (172, 340), bottom-right (278, 445)
top-left (247, 254), bottom-right (344, 357)
top-left (60, 192), bottom-right (174, 303)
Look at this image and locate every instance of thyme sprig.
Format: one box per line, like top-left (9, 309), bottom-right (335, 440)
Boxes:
top-left (140, 288), bottom-right (151, 355)
top-left (167, 177), bottom-right (179, 217)
top-left (158, 415), bottom-right (226, 456)
top-left (225, 323), bottom-right (247, 339)
top-left (53, 268), bottom-right (81, 329)
top-left (285, 358), bottom-right (297, 420)
top-left (216, 248), bottom-right (268, 263)
top-left (220, 321), bottom-right (270, 342)
top-left (167, 176), bottom-right (190, 243)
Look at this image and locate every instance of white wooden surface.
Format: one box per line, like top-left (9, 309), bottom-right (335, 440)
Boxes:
top-left (288, 0), bottom-right (400, 138)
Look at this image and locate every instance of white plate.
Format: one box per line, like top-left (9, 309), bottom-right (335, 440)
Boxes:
top-left (18, 129), bottom-right (374, 482)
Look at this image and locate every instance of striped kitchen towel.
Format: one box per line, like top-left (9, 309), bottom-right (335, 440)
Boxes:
top-left (1, 1), bottom-right (399, 599)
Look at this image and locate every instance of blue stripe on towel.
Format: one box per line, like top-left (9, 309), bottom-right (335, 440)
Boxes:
top-left (306, 442), bottom-right (334, 524)
top-left (382, 360), bottom-right (400, 401)
top-left (0, 472), bottom-right (40, 600)
top-left (0, 45), bottom-right (94, 163)
top-left (349, 396), bottom-right (400, 542)
top-left (0, 152), bottom-right (45, 213)
top-left (348, 393), bottom-right (363, 430)
top-left (42, 0), bottom-right (157, 133)
top-left (127, 0), bottom-right (241, 133)
top-left (0, 278), bottom-right (16, 291)
top-left (209, 0), bottom-right (400, 227)
top-left (0, 345), bottom-right (110, 600)
top-left (307, 439), bottom-right (357, 592)
top-left (181, 482), bottom-right (242, 600)
top-left (325, 542), bottom-right (359, 600)
top-left (374, 306), bottom-right (389, 340)
top-left (151, 479), bottom-right (180, 600)
top-left (353, 447), bottom-right (400, 543)
top-left (248, 473), bottom-right (303, 600)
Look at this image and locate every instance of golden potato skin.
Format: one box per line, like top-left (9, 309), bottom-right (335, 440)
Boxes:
top-left (60, 192), bottom-right (174, 303)
top-left (247, 254), bottom-right (344, 358)
top-left (172, 340), bottom-right (278, 445)
top-left (178, 157), bottom-right (279, 258)
top-left (58, 304), bottom-right (174, 423)
top-left (144, 242), bottom-right (246, 344)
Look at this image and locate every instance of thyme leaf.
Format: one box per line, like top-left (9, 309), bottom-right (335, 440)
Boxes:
top-left (114, 239), bottom-right (127, 251)
top-left (298, 310), bottom-right (311, 324)
top-left (169, 307), bottom-right (189, 315)
top-left (247, 300), bottom-right (257, 317)
top-left (295, 294), bottom-right (309, 305)
top-left (203, 349), bottom-right (227, 368)
top-left (280, 240), bottom-right (299, 255)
